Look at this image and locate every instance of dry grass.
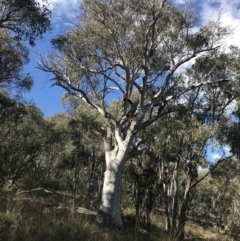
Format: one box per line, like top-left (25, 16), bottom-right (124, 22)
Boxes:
top-left (0, 189), bottom-right (233, 241)
top-left (185, 220), bottom-right (231, 241)
top-left (0, 189), bottom-right (161, 241)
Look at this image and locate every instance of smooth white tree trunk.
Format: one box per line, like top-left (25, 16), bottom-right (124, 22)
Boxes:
top-left (96, 137), bottom-right (132, 228)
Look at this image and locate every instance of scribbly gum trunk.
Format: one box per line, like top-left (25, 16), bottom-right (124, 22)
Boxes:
top-left (96, 127), bottom-right (133, 228)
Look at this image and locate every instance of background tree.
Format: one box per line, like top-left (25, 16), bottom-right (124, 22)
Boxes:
top-left (0, 31), bottom-right (33, 93)
top-left (45, 100), bottom-right (105, 208)
top-left (0, 0), bottom-right (52, 183)
top-left (189, 159), bottom-right (240, 240)
top-left (125, 149), bottom-right (159, 233)
top-left (0, 0), bottom-right (52, 166)
top-left (0, 0), bottom-right (52, 109)
top-left (0, 0), bottom-right (51, 46)
top-left (0, 102), bottom-right (51, 185)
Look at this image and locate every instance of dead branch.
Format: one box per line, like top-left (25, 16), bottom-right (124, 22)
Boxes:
top-left (55, 204), bottom-right (97, 216)
top-left (15, 187), bottom-right (63, 203)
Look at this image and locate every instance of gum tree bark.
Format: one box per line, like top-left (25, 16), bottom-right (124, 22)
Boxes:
top-left (96, 139), bottom-right (130, 227)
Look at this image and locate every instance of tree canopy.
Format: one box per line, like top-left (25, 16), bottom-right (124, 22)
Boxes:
top-left (40, 0), bottom-right (234, 133)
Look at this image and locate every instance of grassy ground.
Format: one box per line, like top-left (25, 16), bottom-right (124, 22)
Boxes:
top-left (0, 188), bottom-right (233, 241)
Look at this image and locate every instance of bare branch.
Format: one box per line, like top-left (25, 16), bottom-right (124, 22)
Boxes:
top-left (165, 78), bottom-right (230, 102)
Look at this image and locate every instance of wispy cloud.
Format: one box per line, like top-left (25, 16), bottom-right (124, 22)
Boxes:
top-left (174, 0), bottom-right (240, 47)
top-left (38, 0), bottom-right (82, 27)
top-left (200, 0), bottom-right (240, 46)
top-left (212, 152), bottom-right (221, 161)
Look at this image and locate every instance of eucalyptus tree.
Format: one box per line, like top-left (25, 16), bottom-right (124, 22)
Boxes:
top-left (125, 148), bottom-right (159, 232)
top-left (209, 159), bottom-right (240, 233)
top-left (224, 100), bottom-right (240, 158)
top-left (152, 113), bottom-right (218, 241)
top-left (219, 100), bottom-right (240, 238)
top-left (66, 107), bottom-right (105, 208)
top-left (0, 0), bottom-right (52, 191)
top-left (39, 0), bottom-right (236, 228)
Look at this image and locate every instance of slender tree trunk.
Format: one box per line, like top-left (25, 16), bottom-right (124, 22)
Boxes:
top-left (175, 174), bottom-right (191, 241)
top-left (135, 186), bottom-right (154, 232)
top-left (163, 182), bottom-right (171, 232)
top-left (170, 163), bottom-right (179, 238)
top-left (162, 161), bottom-right (179, 240)
top-left (143, 186), bottom-right (154, 231)
top-left (177, 197), bottom-right (189, 241)
top-left (73, 160), bottom-right (79, 207)
top-left (158, 156), bottom-right (171, 232)
top-left (88, 149), bottom-right (96, 208)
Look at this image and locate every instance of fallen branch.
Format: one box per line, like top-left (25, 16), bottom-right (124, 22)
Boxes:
top-left (55, 204), bottom-right (97, 216)
top-left (15, 187), bottom-right (63, 203)
top-left (76, 207), bottom-right (97, 216)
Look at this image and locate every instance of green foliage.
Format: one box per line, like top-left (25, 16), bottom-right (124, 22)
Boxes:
top-left (0, 31), bottom-right (33, 92)
top-left (0, 101), bottom-right (54, 183)
top-left (189, 162), bottom-right (240, 239)
top-left (0, 0), bottom-right (51, 94)
top-left (223, 101), bottom-right (240, 158)
top-left (42, 104), bottom-right (105, 207)
top-left (39, 0), bottom-right (232, 125)
top-left (0, 0), bottom-right (51, 46)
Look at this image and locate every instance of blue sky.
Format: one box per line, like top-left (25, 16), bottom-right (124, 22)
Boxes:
top-left (24, 30), bottom-right (66, 117)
